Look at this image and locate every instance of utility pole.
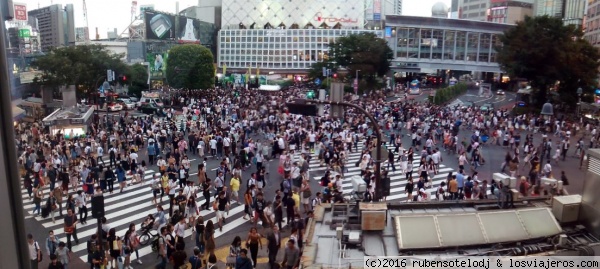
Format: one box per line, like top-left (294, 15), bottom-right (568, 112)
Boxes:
top-left (286, 99), bottom-right (385, 200)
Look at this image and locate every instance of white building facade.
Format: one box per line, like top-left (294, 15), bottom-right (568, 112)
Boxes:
top-left (217, 0), bottom-right (381, 73)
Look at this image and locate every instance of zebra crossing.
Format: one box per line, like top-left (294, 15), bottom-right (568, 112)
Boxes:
top-left (308, 149), bottom-right (457, 201)
top-left (19, 157), bottom-right (275, 263)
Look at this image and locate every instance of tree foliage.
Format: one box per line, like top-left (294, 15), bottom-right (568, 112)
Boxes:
top-left (496, 16), bottom-right (600, 107)
top-left (165, 44), bottom-right (215, 89)
top-left (127, 63), bottom-right (148, 97)
top-left (308, 33), bottom-right (393, 83)
top-left (329, 33), bottom-right (393, 77)
top-left (31, 45), bottom-right (130, 96)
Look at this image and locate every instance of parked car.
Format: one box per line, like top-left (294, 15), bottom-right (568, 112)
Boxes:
top-left (480, 103), bottom-right (494, 112)
top-left (106, 102), bottom-right (123, 112)
top-left (496, 90), bottom-right (505, 95)
top-left (117, 98), bottom-right (136, 110)
top-left (138, 103), bottom-right (164, 116)
top-left (461, 101), bottom-right (474, 110)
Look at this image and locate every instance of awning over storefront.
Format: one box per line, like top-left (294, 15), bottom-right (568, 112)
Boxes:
top-left (12, 103), bottom-right (25, 121)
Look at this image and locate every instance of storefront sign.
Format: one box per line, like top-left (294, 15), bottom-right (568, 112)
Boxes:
top-left (314, 12), bottom-right (358, 24)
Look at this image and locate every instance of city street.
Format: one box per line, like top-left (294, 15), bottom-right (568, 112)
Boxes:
top-left (22, 89), bottom-right (587, 269)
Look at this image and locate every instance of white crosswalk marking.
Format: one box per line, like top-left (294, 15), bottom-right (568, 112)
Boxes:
top-left (20, 156), bottom-right (275, 263)
top-left (308, 150), bottom-right (457, 202)
top-left (302, 140), bottom-right (489, 202)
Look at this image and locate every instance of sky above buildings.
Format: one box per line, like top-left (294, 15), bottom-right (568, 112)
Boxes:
top-left (20, 0), bottom-right (451, 39)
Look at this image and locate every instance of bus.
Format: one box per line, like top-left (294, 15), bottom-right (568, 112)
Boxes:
top-left (408, 79), bottom-right (421, 95)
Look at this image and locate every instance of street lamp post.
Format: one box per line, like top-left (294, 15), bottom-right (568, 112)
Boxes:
top-left (102, 81), bottom-right (111, 128)
top-left (354, 70), bottom-right (360, 95)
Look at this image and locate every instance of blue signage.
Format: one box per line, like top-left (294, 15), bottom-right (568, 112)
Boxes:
top-left (315, 78), bottom-right (321, 86)
top-left (385, 27), bottom-right (392, 38)
top-left (595, 89), bottom-right (600, 95)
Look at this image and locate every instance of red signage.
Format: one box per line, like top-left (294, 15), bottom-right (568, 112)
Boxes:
top-left (14, 4), bottom-right (27, 21)
top-left (314, 12), bottom-right (358, 24)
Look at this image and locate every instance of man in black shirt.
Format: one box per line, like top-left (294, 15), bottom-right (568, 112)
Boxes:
top-left (253, 193), bottom-right (266, 227)
top-left (175, 190), bottom-right (187, 213)
top-left (405, 178), bottom-right (414, 201)
top-left (214, 191), bottom-right (229, 231)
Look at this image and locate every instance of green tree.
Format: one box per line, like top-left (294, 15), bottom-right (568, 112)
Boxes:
top-left (31, 44), bottom-right (129, 97)
top-left (165, 44), bottom-right (215, 89)
top-left (496, 16), bottom-right (600, 107)
top-left (329, 33), bottom-right (393, 77)
top-left (126, 63), bottom-right (148, 97)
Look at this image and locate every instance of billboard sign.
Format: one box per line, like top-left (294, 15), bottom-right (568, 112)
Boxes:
top-left (177, 16), bottom-right (201, 43)
top-left (146, 52), bottom-right (168, 78)
top-left (18, 28), bottom-right (30, 38)
top-left (144, 11), bottom-right (176, 40)
top-left (373, 0), bottom-right (382, 20)
top-left (13, 3), bottom-right (27, 21)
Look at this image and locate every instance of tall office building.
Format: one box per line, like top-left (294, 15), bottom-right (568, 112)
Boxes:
top-left (457, 0), bottom-right (490, 21)
top-left (534, 0), bottom-right (564, 17)
top-left (450, 0), bottom-right (460, 18)
top-left (396, 0), bottom-right (403, 15)
top-left (584, 0), bottom-right (599, 47)
top-left (27, 4), bottom-right (75, 52)
top-left (488, 0), bottom-right (533, 24)
top-left (563, 0), bottom-right (586, 26)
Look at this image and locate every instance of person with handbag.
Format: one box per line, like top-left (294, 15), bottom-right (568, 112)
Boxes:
top-left (107, 228), bottom-right (122, 269)
top-left (300, 178), bottom-right (311, 213)
top-left (63, 208), bottom-right (79, 251)
top-left (47, 191), bottom-right (58, 223)
top-left (227, 236), bottom-right (242, 269)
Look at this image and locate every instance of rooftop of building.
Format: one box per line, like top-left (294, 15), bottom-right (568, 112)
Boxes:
top-left (385, 15), bottom-right (515, 32)
top-left (303, 196), bottom-right (600, 269)
top-left (42, 105), bottom-right (94, 122)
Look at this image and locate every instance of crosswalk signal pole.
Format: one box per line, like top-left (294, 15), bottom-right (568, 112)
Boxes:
top-left (286, 99), bottom-right (385, 201)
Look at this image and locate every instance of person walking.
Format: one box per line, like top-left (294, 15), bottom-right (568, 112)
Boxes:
top-left (54, 241), bottom-right (70, 269)
top-left (267, 226), bottom-right (281, 269)
top-left (27, 233), bottom-right (42, 269)
top-left (204, 220), bottom-right (216, 260)
top-left (75, 190), bottom-right (87, 224)
top-left (214, 191), bottom-right (230, 231)
top-left (63, 208), bottom-right (79, 252)
top-left (245, 227), bottom-right (262, 268)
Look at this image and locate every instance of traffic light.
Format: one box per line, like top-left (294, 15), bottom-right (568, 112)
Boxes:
top-left (306, 91), bottom-right (315, 99)
top-left (122, 75), bottom-right (127, 81)
top-left (333, 73), bottom-right (338, 79)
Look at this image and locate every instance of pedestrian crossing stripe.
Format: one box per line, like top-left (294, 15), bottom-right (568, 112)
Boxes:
top-left (21, 170), bottom-right (289, 262)
top-left (304, 142), bottom-right (469, 202)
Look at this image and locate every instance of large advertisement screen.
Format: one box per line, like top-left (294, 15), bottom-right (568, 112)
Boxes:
top-left (177, 16), bottom-right (201, 44)
top-left (146, 42), bottom-right (174, 79)
top-left (145, 11), bottom-right (176, 41)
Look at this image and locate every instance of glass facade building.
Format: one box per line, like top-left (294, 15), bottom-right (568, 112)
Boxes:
top-left (218, 29), bottom-right (381, 70)
top-left (385, 15), bottom-right (512, 73)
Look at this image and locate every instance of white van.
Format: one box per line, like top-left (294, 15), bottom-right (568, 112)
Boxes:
top-left (139, 92), bottom-right (164, 107)
top-left (139, 97), bottom-right (163, 107)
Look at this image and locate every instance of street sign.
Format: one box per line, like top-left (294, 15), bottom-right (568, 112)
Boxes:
top-left (315, 78), bottom-right (321, 86)
top-left (322, 67), bottom-right (327, 77)
top-left (107, 69), bottom-right (113, 82)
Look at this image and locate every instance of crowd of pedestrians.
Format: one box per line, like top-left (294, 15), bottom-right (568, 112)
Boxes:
top-left (18, 83), bottom-right (585, 269)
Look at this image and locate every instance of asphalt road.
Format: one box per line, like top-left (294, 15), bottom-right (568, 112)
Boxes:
top-left (23, 90), bottom-right (587, 269)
